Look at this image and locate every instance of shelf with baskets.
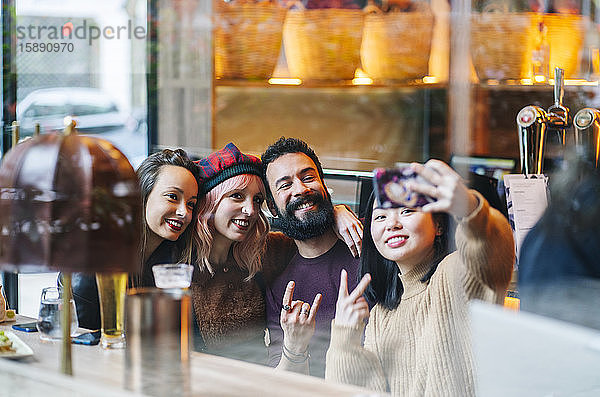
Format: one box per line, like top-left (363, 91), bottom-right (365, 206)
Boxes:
top-left (212, 2), bottom-right (599, 89)
top-left (210, 1), bottom-right (600, 171)
top-left (213, 0), bottom-right (440, 85)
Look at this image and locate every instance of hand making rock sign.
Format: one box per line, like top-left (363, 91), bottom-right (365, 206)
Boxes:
top-left (276, 280), bottom-right (322, 372)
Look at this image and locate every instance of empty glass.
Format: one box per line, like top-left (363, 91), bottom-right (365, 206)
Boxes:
top-left (36, 287), bottom-right (78, 341)
top-left (152, 264), bottom-right (193, 289)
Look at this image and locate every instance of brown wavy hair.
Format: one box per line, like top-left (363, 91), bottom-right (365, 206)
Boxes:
top-left (136, 148), bottom-right (199, 266)
top-left (194, 174), bottom-right (268, 280)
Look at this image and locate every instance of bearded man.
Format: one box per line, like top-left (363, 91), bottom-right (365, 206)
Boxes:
top-left (262, 137), bottom-right (361, 378)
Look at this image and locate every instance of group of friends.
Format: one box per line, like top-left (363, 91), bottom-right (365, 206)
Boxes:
top-left (70, 137), bottom-right (515, 396)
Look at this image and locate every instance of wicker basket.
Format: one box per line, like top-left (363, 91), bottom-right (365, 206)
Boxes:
top-left (361, 10), bottom-right (434, 81)
top-left (544, 13), bottom-right (585, 78)
top-left (471, 12), bottom-right (537, 81)
top-left (214, 1), bottom-right (286, 80)
top-left (283, 6), bottom-right (364, 80)
top-left (471, 12), bottom-right (586, 81)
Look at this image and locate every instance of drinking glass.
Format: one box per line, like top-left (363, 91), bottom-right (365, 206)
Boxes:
top-left (36, 287), bottom-right (78, 341)
top-left (96, 272), bottom-right (127, 349)
top-left (125, 288), bottom-right (192, 397)
top-left (152, 264), bottom-right (193, 289)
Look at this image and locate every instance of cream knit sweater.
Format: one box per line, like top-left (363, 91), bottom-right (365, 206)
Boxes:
top-left (325, 192), bottom-right (514, 396)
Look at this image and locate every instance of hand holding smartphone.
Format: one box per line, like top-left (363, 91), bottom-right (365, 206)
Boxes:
top-left (373, 167), bottom-right (436, 208)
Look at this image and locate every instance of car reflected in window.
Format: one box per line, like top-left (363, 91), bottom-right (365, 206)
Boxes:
top-left (17, 87), bottom-right (147, 168)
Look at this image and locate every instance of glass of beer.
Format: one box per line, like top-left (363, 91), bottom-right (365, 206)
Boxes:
top-left (96, 272), bottom-right (127, 349)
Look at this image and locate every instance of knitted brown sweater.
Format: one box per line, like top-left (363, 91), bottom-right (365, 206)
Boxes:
top-left (325, 192), bottom-right (514, 396)
top-left (190, 232), bottom-right (296, 363)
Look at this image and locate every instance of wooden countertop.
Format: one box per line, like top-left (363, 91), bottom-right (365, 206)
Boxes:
top-left (0, 315), bottom-right (385, 397)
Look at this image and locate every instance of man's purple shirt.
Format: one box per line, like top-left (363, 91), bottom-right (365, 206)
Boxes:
top-left (265, 239), bottom-right (359, 377)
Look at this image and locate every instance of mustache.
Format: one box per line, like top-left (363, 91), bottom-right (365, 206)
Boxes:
top-left (285, 191), bottom-right (324, 214)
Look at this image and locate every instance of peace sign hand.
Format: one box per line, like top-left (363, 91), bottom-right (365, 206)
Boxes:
top-left (334, 269), bottom-right (371, 328)
top-left (280, 281), bottom-right (322, 354)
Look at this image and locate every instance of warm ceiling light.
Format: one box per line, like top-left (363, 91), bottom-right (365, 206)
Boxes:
top-left (268, 78), bottom-right (302, 85)
top-left (564, 79), bottom-right (598, 86)
top-left (352, 77), bottom-right (373, 85)
top-left (352, 68), bottom-right (373, 85)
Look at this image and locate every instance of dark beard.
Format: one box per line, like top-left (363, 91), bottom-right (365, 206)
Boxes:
top-left (273, 191), bottom-right (334, 241)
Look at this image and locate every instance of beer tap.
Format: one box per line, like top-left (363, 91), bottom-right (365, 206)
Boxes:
top-left (573, 107), bottom-right (600, 168)
top-left (546, 68), bottom-right (571, 145)
top-left (517, 105), bottom-right (548, 174)
top-left (516, 67), bottom-right (571, 175)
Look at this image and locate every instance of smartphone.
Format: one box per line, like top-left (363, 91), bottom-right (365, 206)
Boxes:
top-left (72, 331), bottom-right (101, 346)
top-left (373, 167), bottom-right (436, 208)
top-left (12, 322), bottom-right (38, 332)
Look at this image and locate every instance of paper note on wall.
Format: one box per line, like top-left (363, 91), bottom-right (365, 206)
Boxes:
top-left (503, 174), bottom-right (549, 261)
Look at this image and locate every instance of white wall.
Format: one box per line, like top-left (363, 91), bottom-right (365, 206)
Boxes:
top-left (18, 273), bottom-right (59, 318)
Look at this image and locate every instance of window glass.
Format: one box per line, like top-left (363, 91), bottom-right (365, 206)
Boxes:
top-left (15, 0), bottom-right (148, 168)
top-left (12, 0), bottom-right (148, 318)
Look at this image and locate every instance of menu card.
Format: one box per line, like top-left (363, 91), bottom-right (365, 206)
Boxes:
top-left (503, 174), bottom-right (549, 262)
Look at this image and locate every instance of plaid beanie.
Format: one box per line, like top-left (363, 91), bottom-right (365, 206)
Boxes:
top-left (196, 143), bottom-right (263, 194)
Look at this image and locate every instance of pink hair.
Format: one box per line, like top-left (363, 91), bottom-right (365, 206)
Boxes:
top-left (194, 174), bottom-right (268, 279)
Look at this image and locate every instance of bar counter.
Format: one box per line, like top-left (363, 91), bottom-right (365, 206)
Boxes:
top-left (0, 316), bottom-right (384, 397)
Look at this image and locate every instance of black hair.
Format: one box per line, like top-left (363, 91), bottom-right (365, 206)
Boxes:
top-left (360, 192), bottom-right (449, 310)
top-left (547, 151), bottom-right (600, 235)
top-left (136, 148), bottom-right (200, 265)
top-left (261, 137), bottom-right (329, 205)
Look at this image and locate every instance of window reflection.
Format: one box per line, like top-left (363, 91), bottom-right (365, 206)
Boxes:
top-left (12, 0), bottom-right (147, 319)
top-left (15, 0), bottom-right (147, 168)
